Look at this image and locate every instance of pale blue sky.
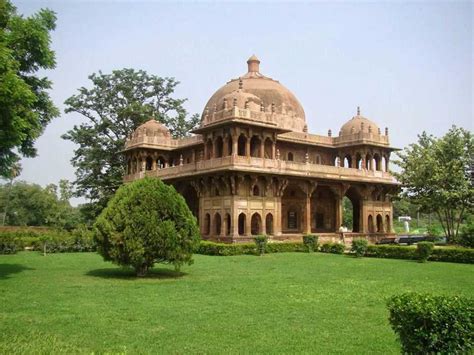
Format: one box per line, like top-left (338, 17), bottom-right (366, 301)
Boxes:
top-left (13, 0), bottom-right (473, 205)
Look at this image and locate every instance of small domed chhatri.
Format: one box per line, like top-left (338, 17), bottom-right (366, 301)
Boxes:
top-left (339, 107), bottom-right (382, 136)
top-left (200, 56), bottom-right (307, 133)
top-left (133, 119), bottom-right (171, 138)
top-left (123, 55), bottom-right (399, 245)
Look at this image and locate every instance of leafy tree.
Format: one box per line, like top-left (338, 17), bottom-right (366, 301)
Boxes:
top-left (395, 126), bottom-right (474, 243)
top-left (63, 69), bottom-right (199, 218)
top-left (94, 177), bottom-right (200, 277)
top-left (0, 179), bottom-right (81, 229)
top-left (0, 0), bottom-right (59, 177)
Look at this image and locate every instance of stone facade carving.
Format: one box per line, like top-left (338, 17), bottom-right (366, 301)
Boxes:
top-left (123, 56), bottom-right (399, 243)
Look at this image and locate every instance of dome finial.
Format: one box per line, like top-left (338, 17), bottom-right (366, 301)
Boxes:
top-left (357, 106), bottom-right (360, 116)
top-left (247, 55), bottom-right (260, 73)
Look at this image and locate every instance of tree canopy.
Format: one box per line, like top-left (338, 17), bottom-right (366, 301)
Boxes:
top-left (63, 69), bottom-right (199, 218)
top-left (0, 179), bottom-right (81, 229)
top-left (93, 177), bottom-right (200, 276)
top-left (395, 126), bottom-right (473, 242)
top-left (0, 0), bottom-right (59, 177)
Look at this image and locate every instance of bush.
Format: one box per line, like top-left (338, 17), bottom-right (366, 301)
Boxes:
top-left (351, 239), bottom-right (368, 257)
top-left (320, 243), bottom-right (345, 254)
top-left (430, 247), bottom-right (474, 264)
top-left (0, 236), bottom-right (17, 254)
top-left (416, 241), bottom-right (434, 262)
top-left (254, 235), bottom-right (268, 256)
top-left (94, 177), bottom-right (200, 276)
top-left (366, 245), bottom-right (417, 260)
top-left (266, 242), bottom-right (306, 253)
top-left (387, 293), bottom-right (474, 354)
top-left (458, 220), bottom-right (474, 248)
top-left (197, 241), bottom-right (256, 256)
top-left (302, 234), bottom-right (319, 252)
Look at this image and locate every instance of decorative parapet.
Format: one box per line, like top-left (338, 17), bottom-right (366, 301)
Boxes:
top-left (124, 134), bottom-right (203, 151)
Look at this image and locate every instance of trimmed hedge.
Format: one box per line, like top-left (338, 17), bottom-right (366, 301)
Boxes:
top-left (0, 227), bottom-right (96, 254)
top-left (320, 243), bottom-right (345, 254)
top-left (266, 242), bottom-right (306, 253)
top-left (196, 241), bottom-right (256, 256)
top-left (366, 245), bottom-right (474, 264)
top-left (387, 293), bottom-right (473, 354)
top-left (430, 247), bottom-right (474, 264)
top-left (196, 241), bottom-right (307, 256)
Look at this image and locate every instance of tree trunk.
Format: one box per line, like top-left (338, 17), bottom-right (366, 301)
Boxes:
top-left (135, 264), bottom-right (148, 277)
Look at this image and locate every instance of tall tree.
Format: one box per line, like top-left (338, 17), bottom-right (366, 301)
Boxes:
top-left (63, 69), bottom-right (199, 217)
top-left (395, 126), bottom-right (473, 242)
top-left (0, 0), bottom-right (59, 177)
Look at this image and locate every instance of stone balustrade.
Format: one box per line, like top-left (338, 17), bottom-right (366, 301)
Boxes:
top-left (124, 155), bottom-right (396, 184)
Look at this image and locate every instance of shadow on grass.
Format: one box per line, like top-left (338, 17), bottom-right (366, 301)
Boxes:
top-left (0, 264), bottom-right (35, 280)
top-left (86, 267), bottom-right (187, 280)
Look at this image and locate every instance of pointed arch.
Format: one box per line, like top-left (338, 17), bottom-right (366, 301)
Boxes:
top-left (265, 213), bottom-right (274, 235)
top-left (238, 213), bottom-right (246, 235)
top-left (368, 215), bottom-right (374, 233)
top-left (214, 213), bottom-right (222, 236)
top-left (251, 213), bottom-right (262, 235)
top-left (376, 214), bottom-right (383, 232)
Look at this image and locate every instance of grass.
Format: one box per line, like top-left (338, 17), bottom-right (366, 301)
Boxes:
top-left (1, 252), bottom-right (473, 354)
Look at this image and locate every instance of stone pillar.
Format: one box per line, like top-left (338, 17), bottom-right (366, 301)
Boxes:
top-left (232, 136), bottom-right (238, 156)
top-left (246, 137), bottom-right (250, 158)
top-left (272, 141), bottom-right (276, 159)
top-left (274, 197), bottom-right (282, 236)
top-left (305, 194), bottom-right (311, 234)
top-left (246, 212), bottom-right (251, 236)
top-left (152, 158), bottom-right (157, 171)
top-left (260, 139), bottom-right (265, 158)
top-left (335, 194), bottom-right (343, 231)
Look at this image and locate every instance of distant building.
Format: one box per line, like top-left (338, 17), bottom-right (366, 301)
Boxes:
top-left (123, 56), bottom-right (399, 243)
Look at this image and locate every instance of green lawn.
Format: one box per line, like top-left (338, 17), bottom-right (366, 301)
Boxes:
top-left (1, 252), bottom-right (472, 354)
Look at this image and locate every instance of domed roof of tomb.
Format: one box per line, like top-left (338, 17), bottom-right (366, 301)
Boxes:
top-left (339, 107), bottom-right (381, 136)
top-left (200, 55), bottom-right (307, 132)
top-left (133, 119), bottom-right (171, 138)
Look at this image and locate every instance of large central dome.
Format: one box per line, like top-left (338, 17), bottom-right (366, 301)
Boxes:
top-left (200, 56), bottom-right (307, 132)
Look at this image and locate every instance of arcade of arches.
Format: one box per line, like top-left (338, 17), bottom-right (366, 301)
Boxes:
top-left (172, 174), bottom-right (394, 242)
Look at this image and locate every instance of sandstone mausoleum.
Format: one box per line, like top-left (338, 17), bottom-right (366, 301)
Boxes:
top-left (123, 56), bottom-right (399, 243)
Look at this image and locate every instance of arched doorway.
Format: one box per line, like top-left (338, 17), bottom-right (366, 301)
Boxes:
top-left (385, 215), bottom-right (391, 233)
top-left (345, 187), bottom-right (362, 232)
top-left (206, 139), bottom-right (213, 160)
top-left (250, 136), bottom-right (261, 157)
top-left (145, 156), bottom-right (153, 170)
top-left (157, 156), bottom-right (166, 169)
top-left (368, 215), bottom-right (374, 233)
top-left (238, 213), bottom-right (246, 235)
top-left (265, 213), bottom-right (274, 235)
top-left (204, 213), bottom-right (211, 235)
top-left (251, 213), bottom-right (262, 235)
top-left (264, 138), bottom-right (273, 158)
top-left (214, 213), bottom-right (221, 236)
top-left (342, 196), bottom-right (353, 231)
top-left (288, 152), bottom-right (294, 161)
top-left (238, 135), bottom-right (247, 156)
top-left (376, 214), bottom-right (383, 232)
top-left (215, 137), bottom-right (223, 158)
